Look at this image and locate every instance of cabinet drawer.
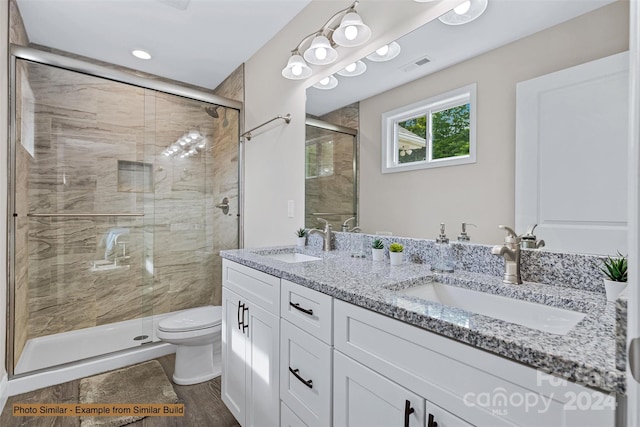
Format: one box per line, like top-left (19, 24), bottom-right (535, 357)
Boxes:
top-left (280, 320), bottom-right (332, 427)
top-left (334, 300), bottom-right (614, 427)
top-left (281, 279), bottom-right (333, 344)
top-left (223, 259), bottom-right (280, 315)
top-left (281, 401), bottom-right (309, 427)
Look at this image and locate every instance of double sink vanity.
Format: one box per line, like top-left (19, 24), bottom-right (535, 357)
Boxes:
top-left (220, 233), bottom-right (625, 427)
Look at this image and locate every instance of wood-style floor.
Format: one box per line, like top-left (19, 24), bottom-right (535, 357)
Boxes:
top-left (0, 355), bottom-right (241, 427)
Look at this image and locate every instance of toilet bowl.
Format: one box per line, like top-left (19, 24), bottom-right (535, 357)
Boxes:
top-left (157, 305), bottom-right (222, 385)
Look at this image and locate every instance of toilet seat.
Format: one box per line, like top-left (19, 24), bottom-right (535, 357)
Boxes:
top-left (158, 306), bottom-right (222, 333)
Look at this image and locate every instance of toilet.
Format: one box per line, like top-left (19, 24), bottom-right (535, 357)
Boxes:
top-left (156, 305), bottom-right (222, 385)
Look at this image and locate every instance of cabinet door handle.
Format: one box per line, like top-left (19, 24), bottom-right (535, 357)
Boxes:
top-left (427, 413), bottom-right (438, 427)
top-left (242, 305), bottom-right (249, 333)
top-left (237, 301), bottom-right (243, 330)
top-left (289, 302), bottom-right (314, 316)
top-left (404, 400), bottom-right (415, 427)
top-left (289, 367), bottom-right (313, 389)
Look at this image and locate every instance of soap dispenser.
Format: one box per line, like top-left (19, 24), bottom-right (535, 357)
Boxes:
top-left (431, 223), bottom-right (454, 273)
top-left (457, 222), bottom-right (476, 242)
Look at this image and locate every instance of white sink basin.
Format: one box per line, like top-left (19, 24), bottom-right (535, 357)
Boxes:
top-left (399, 282), bottom-right (586, 335)
top-left (264, 253), bottom-right (322, 263)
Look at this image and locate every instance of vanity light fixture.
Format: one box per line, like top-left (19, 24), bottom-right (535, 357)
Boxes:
top-left (304, 35), bottom-right (338, 65)
top-left (438, 0), bottom-right (488, 26)
top-left (282, 52), bottom-right (312, 79)
top-left (337, 60), bottom-right (367, 77)
top-left (312, 75), bottom-right (339, 90)
top-left (281, 1), bottom-right (371, 80)
top-left (332, 10), bottom-right (372, 47)
top-left (366, 41), bottom-right (401, 62)
top-left (131, 49), bottom-right (152, 60)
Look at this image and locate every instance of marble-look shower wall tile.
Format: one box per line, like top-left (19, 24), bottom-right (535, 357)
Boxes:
top-left (15, 50), bottom-right (240, 351)
top-left (10, 0), bottom-right (32, 366)
top-left (306, 103), bottom-right (359, 229)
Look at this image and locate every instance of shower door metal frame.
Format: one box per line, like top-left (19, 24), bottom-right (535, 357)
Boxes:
top-left (6, 45), bottom-right (244, 377)
top-left (304, 117), bottom-right (359, 227)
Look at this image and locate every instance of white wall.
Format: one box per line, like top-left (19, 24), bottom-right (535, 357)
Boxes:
top-left (359, 1), bottom-right (628, 245)
top-left (0, 0), bottom-right (9, 410)
top-left (243, 0), bottom-right (460, 247)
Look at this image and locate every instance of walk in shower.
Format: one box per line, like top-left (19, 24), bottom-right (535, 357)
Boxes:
top-left (8, 47), bottom-right (241, 376)
top-left (305, 118), bottom-right (358, 229)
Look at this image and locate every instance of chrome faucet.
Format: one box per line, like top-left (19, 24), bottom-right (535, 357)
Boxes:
top-left (520, 224), bottom-right (546, 249)
top-left (491, 225), bottom-right (522, 284)
top-left (309, 218), bottom-right (333, 251)
top-left (341, 216), bottom-right (360, 233)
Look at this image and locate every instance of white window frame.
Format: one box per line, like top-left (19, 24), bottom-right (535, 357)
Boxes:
top-left (381, 83), bottom-right (477, 173)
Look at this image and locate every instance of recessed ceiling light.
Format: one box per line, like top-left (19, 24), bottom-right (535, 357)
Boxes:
top-left (132, 49), bottom-right (152, 60)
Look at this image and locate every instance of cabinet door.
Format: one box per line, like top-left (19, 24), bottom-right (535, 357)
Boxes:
top-left (426, 401), bottom-right (474, 427)
top-left (222, 288), bottom-right (247, 425)
top-left (334, 351), bottom-right (425, 427)
top-left (282, 401), bottom-right (309, 427)
top-left (245, 299), bottom-right (280, 427)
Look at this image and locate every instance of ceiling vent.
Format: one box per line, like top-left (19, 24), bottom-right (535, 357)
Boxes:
top-left (400, 55), bottom-right (431, 72)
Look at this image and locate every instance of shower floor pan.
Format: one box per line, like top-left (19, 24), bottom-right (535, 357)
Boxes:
top-left (14, 311), bottom-right (177, 375)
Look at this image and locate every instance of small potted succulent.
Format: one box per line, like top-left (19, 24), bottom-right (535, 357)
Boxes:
top-left (372, 238), bottom-right (384, 261)
top-left (389, 242), bottom-right (404, 266)
top-left (601, 252), bottom-right (628, 301)
top-left (295, 228), bottom-right (307, 247)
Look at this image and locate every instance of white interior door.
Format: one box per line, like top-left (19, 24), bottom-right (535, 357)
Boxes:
top-left (627, 1), bottom-right (640, 425)
top-left (516, 51), bottom-right (629, 255)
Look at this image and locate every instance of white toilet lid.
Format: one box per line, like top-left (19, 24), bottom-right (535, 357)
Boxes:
top-left (158, 306), bottom-right (222, 332)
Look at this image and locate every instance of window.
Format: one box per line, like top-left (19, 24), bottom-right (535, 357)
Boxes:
top-left (305, 139), bottom-right (334, 179)
top-left (382, 83), bottom-right (476, 173)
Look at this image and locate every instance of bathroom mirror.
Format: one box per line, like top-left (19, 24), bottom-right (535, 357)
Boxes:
top-left (305, 0), bottom-right (627, 255)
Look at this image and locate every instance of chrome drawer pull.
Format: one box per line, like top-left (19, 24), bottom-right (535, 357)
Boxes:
top-left (289, 367), bottom-right (313, 389)
top-left (290, 302), bottom-right (314, 316)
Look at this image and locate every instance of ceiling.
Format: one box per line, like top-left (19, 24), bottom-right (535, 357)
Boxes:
top-left (15, 0), bottom-right (312, 90)
top-left (306, 0), bottom-right (616, 116)
top-left (15, 0), bottom-right (616, 106)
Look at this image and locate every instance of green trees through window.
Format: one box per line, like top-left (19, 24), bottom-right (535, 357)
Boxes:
top-left (397, 103), bottom-right (470, 164)
top-left (382, 83), bottom-right (476, 173)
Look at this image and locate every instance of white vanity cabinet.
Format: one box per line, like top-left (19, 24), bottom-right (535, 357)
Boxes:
top-left (220, 260), bottom-right (616, 427)
top-left (221, 260), bottom-right (280, 427)
top-left (333, 300), bottom-right (615, 427)
top-left (280, 279), bottom-right (333, 427)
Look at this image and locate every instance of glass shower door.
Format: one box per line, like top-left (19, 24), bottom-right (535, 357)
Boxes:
top-left (11, 59), bottom-right (152, 373)
top-left (305, 121), bottom-right (358, 229)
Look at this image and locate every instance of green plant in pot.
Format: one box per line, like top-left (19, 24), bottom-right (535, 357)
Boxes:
top-left (295, 228), bottom-right (307, 247)
top-left (601, 251), bottom-right (627, 301)
top-left (389, 242), bottom-right (404, 266)
top-left (372, 238), bottom-right (384, 261)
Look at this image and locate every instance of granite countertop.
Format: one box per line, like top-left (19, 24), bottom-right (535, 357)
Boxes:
top-left (220, 246), bottom-right (626, 395)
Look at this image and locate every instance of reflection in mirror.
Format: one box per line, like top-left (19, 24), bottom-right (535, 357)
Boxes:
top-left (304, 114), bottom-right (358, 230)
top-left (381, 83), bottom-right (476, 173)
top-left (305, 0), bottom-right (627, 255)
